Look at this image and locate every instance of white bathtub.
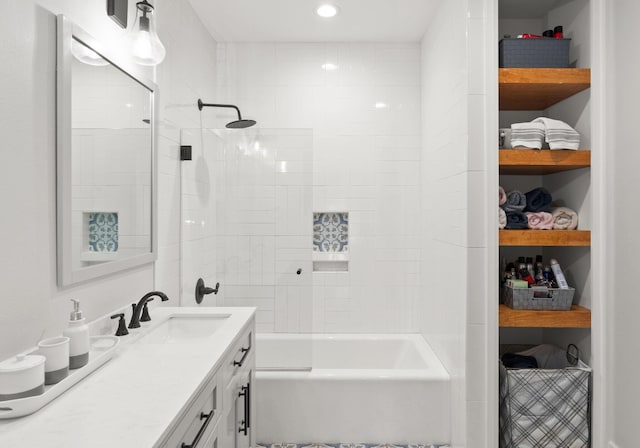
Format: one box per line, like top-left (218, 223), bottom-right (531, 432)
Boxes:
top-left (255, 334), bottom-right (450, 444)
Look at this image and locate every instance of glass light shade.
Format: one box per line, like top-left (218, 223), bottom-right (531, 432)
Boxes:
top-left (130, 1), bottom-right (166, 66)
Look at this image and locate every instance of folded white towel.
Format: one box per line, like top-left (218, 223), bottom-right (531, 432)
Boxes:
top-left (532, 117), bottom-right (580, 150)
top-left (510, 122), bottom-right (546, 149)
top-left (551, 207), bottom-right (579, 230)
top-left (499, 208), bottom-right (507, 229)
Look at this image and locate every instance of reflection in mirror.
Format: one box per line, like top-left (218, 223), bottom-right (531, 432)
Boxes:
top-left (71, 38), bottom-right (152, 269)
top-left (57, 16), bottom-right (157, 286)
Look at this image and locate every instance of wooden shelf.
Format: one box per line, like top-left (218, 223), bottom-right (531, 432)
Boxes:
top-left (499, 149), bottom-right (591, 175)
top-left (499, 68), bottom-right (591, 110)
top-left (499, 230), bottom-right (590, 246)
top-left (499, 304), bottom-right (591, 328)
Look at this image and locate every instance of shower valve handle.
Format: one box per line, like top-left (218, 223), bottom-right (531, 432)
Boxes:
top-left (195, 278), bottom-right (220, 304)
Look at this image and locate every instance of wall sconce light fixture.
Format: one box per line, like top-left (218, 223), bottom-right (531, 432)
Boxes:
top-left (107, 0), bottom-right (166, 66)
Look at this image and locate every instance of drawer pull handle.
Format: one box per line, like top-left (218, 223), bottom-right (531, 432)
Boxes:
top-left (238, 383), bottom-right (250, 435)
top-left (233, 346), bottom-right (251, 367)
top-left (181, 410), bottom-right (214, 448)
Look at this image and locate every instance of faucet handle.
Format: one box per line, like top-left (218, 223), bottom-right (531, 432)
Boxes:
top-left (128, 303), bottom-right (141, 329)
top-left (110, 313), bottom-right (129, 336)
top-left (140, 298), bottom-right (154, 322)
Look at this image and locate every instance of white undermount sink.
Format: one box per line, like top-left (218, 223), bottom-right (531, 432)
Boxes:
top-left (139, 315), bottom-right (231, 344)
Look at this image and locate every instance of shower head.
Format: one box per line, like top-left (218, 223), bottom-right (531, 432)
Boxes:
top-left (197, 99), bottom-right (257, 129)
top-left (226, 119), bottom-right (257, 129)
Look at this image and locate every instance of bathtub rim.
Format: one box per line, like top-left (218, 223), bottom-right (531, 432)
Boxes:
top-left (255, 332), bottom-right (450, 381)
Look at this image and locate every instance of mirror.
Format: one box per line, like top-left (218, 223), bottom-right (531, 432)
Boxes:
top-left (57, 15), bottom-right (157, 286)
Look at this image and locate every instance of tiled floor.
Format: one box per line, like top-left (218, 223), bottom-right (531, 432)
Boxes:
top-left (258, 444), bottom-right (450, 448)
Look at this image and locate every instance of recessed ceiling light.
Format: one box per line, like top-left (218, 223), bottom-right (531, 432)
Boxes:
top-left (374, 102), bottom-right (388, 109)
top-left (322, 63), bottom-right (339, 71)
top-left (316, 4), bottom-right (339, 18)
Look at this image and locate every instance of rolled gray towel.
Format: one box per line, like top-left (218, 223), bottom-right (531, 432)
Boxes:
top-left (505, 211), bottom-right (528, 229)
top-left (525, 187), bottom-right (553, 212)
top-left (503, 190), bottom-right (526, 212)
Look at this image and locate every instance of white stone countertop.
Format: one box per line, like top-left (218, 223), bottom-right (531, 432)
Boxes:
top-left (0, 307), bottom-right (256, 448)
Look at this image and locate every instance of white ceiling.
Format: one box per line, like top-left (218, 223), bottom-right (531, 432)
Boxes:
top-left (187, 0), bottom-right (441, 43)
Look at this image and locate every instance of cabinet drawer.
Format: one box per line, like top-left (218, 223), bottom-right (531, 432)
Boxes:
top-left (163, 374), bottom-right (221, 448)
top-left (221, 368), bottom-right (252, 448)
top-left (202, 420), bottom-right (220, 448)
top-left (222, 329), bottom-right (253, 386)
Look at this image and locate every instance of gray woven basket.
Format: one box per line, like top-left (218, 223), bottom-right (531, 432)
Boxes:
top-left (503, 285), bottom-right (575, 310)
top-left (499, 38), bottom-right (571, 68)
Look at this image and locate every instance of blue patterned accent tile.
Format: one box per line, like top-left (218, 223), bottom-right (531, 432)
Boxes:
top-left (88, 212), bottom-right (119, 252)
top-left (313, 212), bottom-right (348, 252)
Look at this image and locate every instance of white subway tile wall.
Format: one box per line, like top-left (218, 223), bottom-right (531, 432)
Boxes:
top-left (420, 0), bottom-right (495, 446)
top-left (219, 42), bottom-right (422, 333)
top-left (181, 129), bottom-right (314, 333)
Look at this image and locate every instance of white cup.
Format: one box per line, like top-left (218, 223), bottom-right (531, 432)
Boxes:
top-left (38, 336), bottom-right (70, 385)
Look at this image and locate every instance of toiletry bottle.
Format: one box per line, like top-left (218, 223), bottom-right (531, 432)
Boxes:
top-left (63, 299), bottom-right (90, 369)
top-left (519, 268), bottom-right (535, 286)
top-left (550, 258), bottom-right (569, 289)
top-left (554, 25), bottom-right (564, 39)
top-left (535, 255), bottom-right (544, 277)
top-left (526, 257), bottom-right (534, 278)
top-left (517, 263), bottom-right (527, 280)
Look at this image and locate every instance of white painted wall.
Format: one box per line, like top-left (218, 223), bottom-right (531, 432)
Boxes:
top-left (606, 1), bottom-right (640, 446)
top-left (218, 42), bottom-right (422, 333)
top-left (0, 0), bottom-right (218, 360)
top-left (420, 0), bottom-right (497, 446)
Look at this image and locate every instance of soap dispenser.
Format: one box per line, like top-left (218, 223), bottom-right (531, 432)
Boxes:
top-left (63, 299), bottom-right (90, 369)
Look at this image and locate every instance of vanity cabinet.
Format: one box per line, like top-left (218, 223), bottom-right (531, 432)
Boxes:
top-left (221, 329), bottom-right (254, 448)
top-left (160, 325), bottom-right (255, 448)
top-left (162, 369), bottom-right (220, 448)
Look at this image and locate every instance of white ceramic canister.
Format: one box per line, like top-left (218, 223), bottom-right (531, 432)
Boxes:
top-left (0, 354), bottom-right (46, 401)
top-left (38, 336), bottom-right (70, 385)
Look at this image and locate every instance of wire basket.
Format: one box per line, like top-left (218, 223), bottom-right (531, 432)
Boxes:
top-left (503, 285), bottom-right (575, 310)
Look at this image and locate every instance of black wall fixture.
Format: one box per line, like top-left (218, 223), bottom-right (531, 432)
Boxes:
top-left (180, 145), bottom-right (192, 161)
top-left (195, 278), bottom-right (220, 304)
top-left (107, 0), bottom-right (128, 28)
top-left (197, 99), bottom-right (257, 129)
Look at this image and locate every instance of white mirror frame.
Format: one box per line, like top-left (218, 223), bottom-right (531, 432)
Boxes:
top-left (56, 15), bottom-right (158, 286)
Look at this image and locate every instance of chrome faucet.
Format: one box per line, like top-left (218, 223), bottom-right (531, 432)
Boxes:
top-left (128, 291), bottom-right (169, 329)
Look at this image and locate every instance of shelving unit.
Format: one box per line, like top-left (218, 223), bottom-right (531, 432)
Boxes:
top-left (498, 71), bottom-right (592, 330)
top-left (498, 61), bottom-right (592, 329)
top-left (499, 229), bottom-right (591, 246)
top-left (496, 3), bottom-right (598, 445)
top-left (499, 68), bottom-right (591, 110)
top-left (499, 304), bottom-right (591, 328)
top-left (499, 149), bottom-right (591, 175)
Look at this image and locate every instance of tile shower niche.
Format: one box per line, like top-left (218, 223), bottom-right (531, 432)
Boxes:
top-left (81, 211), bottom-right (119, 262)
top-left (313, 212), bottom-right (349, 272)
